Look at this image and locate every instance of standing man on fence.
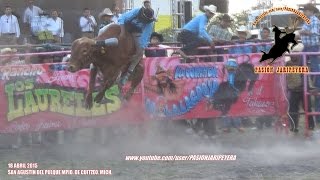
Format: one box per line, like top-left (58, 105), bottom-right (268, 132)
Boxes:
top-left (176, 5), bottom-right (216, 59)
top-left (299, 3), bottom-right (320, 124)
top-left (0, 5), bottom-right (20, 45)
top-left (23, 0), bottom-right (44, 43)
top-left (80, 8), bottom-right (97, 38)
top-left (45, 10), bottom-right (64, 43)
top-left (112, 7), bottom-right (122, 24)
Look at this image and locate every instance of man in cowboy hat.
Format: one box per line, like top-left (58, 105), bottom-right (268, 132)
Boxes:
top-left (176, 4), bottom-right (217, 58)
top-left (299, 3), bottom-right (320, 123)
top-left (118, 0), bottom-right (156, 86)
top-left (229, 25), bottom-right (254, 55)
top-left (208, 14), bottom-right (233, 61)
top-left (98, 8), bottom-right (114, 30)
top-left (0, 47), bottom-right (25, 66)
top-left (209, 14), bottom-right (233, 43)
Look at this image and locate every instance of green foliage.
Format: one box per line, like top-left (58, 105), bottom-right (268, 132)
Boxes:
top-left (154, 15), bottom-right (172, 32)
top-left (158, 28), bottom-right (176, 42)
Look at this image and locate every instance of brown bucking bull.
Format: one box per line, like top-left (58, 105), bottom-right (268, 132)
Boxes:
top-left (67, 23), bottom-right (144, 109)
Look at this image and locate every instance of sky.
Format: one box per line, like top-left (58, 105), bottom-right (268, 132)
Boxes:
top-left (132, 0), bottom-right (312, 15)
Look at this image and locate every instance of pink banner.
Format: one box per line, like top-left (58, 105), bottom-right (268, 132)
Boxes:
top-left (143, 55), bottom-right (288, 119)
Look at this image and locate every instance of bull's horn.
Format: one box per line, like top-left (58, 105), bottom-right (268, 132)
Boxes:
top-left (95, 38), bottom-right (118, 46)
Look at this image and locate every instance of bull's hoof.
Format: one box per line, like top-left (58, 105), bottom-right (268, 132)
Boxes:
top-left (94, 92), bottom-right (104, 103)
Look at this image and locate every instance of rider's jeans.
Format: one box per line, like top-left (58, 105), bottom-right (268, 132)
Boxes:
top-left (128, 33), bottom-right (144, 73)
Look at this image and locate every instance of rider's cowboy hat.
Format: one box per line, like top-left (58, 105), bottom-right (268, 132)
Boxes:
top-left (99, 8), bottom-right (113, 19)
top-left (218, 14), bottom-right (233, 22)
top-left (299, 3), bottom-right (319, 13)
top-left (204, 5), bottom-right (217, 14)
top-left (0, 48), bottom-right (17, 54)
top-left (236, 25), bottom-right (251, 39)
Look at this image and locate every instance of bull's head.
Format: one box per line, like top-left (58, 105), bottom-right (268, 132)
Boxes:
top-left (67, 37), bottom-right (96, 73)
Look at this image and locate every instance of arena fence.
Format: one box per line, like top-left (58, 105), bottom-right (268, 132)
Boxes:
top-left (0, 43), bottom-right (318, 138)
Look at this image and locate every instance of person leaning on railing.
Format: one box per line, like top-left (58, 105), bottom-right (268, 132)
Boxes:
top-left (145, 32), bottom-right (167, 57)
top-left (208, 14), bottom-right (233, 62)
top-left (176, 5), bottom-right (216, 59)
top-left (255, 27), bottom-right (273, 53)
top-left (0, 48), bottom-right (25, 66)
top-left (228, 26), bottom-right (256, 55)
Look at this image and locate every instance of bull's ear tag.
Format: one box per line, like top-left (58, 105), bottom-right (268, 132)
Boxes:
top-left (101, 47), bottom-right (106, 54)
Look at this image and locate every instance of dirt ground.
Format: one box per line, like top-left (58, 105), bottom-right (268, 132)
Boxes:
top-left (0, 120), bottom-right (320, 180)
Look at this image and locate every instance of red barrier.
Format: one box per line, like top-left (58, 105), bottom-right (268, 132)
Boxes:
top-left (0, 48), bottom-right (291, 134)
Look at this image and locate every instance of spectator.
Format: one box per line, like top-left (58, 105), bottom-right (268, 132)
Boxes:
top-left (23, 0), bottom-right (44, 41)
top-left (229, 25), bottom-right (254, 54)
top-left (176, 5), bottom-right (216, 59)
top-left (98, 8), bottom-right (114, 30)
top-left (298, 3), bottom-right (320, 123)
top-left (145, 32), bottom-right (167, 57)
top-left (208, 14), bottom-right (233, 62)
top-left (260, 27), bottom-right (271, 40)
top-left (80, 8), bottom-right (97, 38)
top-left (0, 5), bottom-right (20, 45)
top-left (45, 10), bottom-right (64, 43)
top-left (112, 7), bottom-right (121, 24)
top-left (208, 14), bottom-right (233, 44)
top-left (256, 27), bottom-right (272, 53)
top-left (285, 43), bottom-right (315, 132)
top-left (0, 48), bottom-right (25, 66)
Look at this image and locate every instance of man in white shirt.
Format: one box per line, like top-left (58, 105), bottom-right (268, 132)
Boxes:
top-left (112, 7), bottom-right (122, 24)
top-left (45, 10), bottom-right (64, 43)
top-left (23, 0), bottom-right (44, 33)
top-left (0, 5), bottom-right (20, 45)
top-left (79, 8), bottom-right (97, 38)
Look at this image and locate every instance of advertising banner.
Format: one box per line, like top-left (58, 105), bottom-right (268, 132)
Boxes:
top-left (0, 64), bottom-right (144, 133)
top-left (143, 55), bottom-right (288, 120)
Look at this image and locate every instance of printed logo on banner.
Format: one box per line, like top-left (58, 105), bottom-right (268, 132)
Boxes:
top-left (0, 65), bottom-right (44, 80)
top-left (255, 7), bottom-right (310, 64)
top-left (1, 63), bottom-right (123, 122)
top-left (145, 62), bottom-right (220, 117)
